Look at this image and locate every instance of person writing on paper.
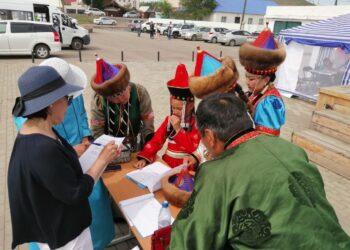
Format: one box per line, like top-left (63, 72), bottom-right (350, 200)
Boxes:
top-left (8, 66), bottom-right (121, 250)
top-left (169, 93), bottom-right (350, 249)
top-left (135, 64), bottom-right (201, 169)
top-left (13, 58), bottom-right (116, 250)
top-left (90, 57), bottom-right (155, 153)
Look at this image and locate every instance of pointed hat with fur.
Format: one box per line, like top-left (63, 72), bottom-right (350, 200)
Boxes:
top-left (239, 28), bottom-right (286, 75)
top-left (189, 49), bottom-right (239, 99)
top-left (90, 57), bottom-right (130, 96)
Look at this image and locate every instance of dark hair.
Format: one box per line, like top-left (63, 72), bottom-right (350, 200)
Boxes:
top-left (24, 107), bottom-right (49, 119)
top-left (196, 93), bottom-right (253, 142)
top-left (268, 73), bottom-right (276, 83)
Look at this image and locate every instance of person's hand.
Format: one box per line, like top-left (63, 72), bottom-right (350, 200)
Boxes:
top-left (98, 141), bottom-right (121, 166)
top-left (169, 115), bottom-right (181, 132)
top-left (134, 159), bottom-right (147, 169)
top-left (183, 155), bottom-right (197, 167)
top-left (73, 143), bottom-right (88, 157)
top-left (81, 137), bottom-right (91, 147)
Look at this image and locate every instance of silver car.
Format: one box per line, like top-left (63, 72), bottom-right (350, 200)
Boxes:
top-left (218, 30), bottom-right (251, 46)
top-left (202, 27), bottom-right (229, 43)
top-left (183, 27), bottom-right (206, 41)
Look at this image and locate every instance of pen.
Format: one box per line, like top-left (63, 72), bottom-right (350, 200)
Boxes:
top-left (91, 142), bottom-right (103, 146)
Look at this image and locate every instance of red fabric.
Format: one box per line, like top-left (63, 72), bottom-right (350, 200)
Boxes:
top-left (137, 116), bottom-right (201, 168)
top-left (167, 64), bottom-right (189, 89)
top-left (226, 131), bottom-right (260, 150)
top-left (94, 58), bottom-right (103, 84)
top-left (151, 225), bottom-right (172, 250)
top-left (252, 29), bottom-right (277, 49)
top-left (255, 125), bottom-right (280, 136)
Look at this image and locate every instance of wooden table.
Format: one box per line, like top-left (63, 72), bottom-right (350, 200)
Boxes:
top-left (101, 154), bottom-right (180, 250)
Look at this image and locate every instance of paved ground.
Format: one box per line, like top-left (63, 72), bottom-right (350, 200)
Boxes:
top-left (0, 29), bottom-right (349, 250)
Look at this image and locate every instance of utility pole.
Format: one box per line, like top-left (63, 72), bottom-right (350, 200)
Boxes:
top-left (240, 0), bottom-right (248, 30)
top-left (91, 0), bottom-right (93, 8)
top-left (335, 0), bottom-right (338, 5)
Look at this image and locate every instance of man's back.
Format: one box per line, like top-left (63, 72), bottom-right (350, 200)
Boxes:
top-left (169, 135), bottom-right (350, 249)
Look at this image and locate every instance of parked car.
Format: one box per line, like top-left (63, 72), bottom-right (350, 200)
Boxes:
top-left (157, 23), bottom-right (168, 35)
top-left (202, 27), bottom-right (229, 43)
top-left (93, 17), bottom-right (117, 25)
top-left (247, 31), bottom-right (260, 42)
top-left (218, 30), bottom-right (251, 46)
top-left (0, 20), bottom-right (61, 58)
top-left (85, 7), bottom-right (105, 16)
top-left (128, 19), bottom-right (141, 31)
top-left (170, 23), bottom-right (195, 38)
top-left (123, 11), bottom-right (139, 18)
top-left (183, 27), bottom-right (207, 41)
top-left (141, 21), bottom-right (151, 32)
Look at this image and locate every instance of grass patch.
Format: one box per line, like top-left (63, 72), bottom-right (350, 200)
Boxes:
top-left (69, 14), bottom-right (94, 24)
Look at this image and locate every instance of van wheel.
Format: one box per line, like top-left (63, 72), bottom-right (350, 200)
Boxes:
top-left (143, 27), bottom-right (147, 32)
top-left (112, 21), bottom-right (116, 25)
top-left (191, 35), bottom-right (197, 41)
top-left (71, 38), bottom-right (83, 50)
top-left (211, 37), bottom-right (217, 43)
top-left (35, 44), bottom-right (50, 59)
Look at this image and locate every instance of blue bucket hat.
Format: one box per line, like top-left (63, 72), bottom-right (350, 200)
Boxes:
top-left (12, 66), bottom-right (82, 117)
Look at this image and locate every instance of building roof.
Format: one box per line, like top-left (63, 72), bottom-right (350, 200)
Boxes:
top-left (273, 0), bottom-right (313, 6)
top-left (214, 0), bottom-right (278, 15)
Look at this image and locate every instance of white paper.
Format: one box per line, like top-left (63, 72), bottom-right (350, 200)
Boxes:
top-left (79, 135), bottom-right (124, 173)
top-left (126, 162), bottom-right (184, 192)
top-left (119, 193), bottom-right (174, 238)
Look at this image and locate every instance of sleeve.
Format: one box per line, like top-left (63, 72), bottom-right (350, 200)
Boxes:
top-left (171, 120), bottom-right (201, 154)
top-left (253, 96), bottom-right (285, 130)
top-left (169, 168), bottom-right (229, 250)
top-left (137, 84), bottom-right (155, 139)
top-left (77, 95), bottom-right (92, 138)
top-left (30, 143), bottom-right (94, 205)
top-left (137, 117), bottom-right (168, 163)
top-left (90, 93), bottom-right (106, 139)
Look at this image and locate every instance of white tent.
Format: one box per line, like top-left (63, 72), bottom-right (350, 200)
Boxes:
top-left (276, 14), bottom-right (350, 101)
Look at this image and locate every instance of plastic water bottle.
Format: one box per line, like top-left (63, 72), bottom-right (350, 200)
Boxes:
top-left (158, 201), bottom-right (171, 229)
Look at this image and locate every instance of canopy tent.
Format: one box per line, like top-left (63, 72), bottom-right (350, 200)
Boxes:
top-left (276, 14), bottom-right (350, 101)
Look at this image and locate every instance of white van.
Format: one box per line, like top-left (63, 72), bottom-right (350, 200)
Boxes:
top-left (0, 0), bottom-right (90, 50)
top-left (0, 20), bottom-right (61, 58)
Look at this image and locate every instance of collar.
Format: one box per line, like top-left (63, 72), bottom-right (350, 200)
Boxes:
top-left (225, 130), bottom-right (260, 150)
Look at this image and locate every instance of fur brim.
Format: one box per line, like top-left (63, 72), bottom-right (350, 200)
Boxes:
top-left (239, 42), bottom-right (286, 72)
top-left (161, 174), bottom-right (192, 208)
top-left (189, 65), bottom-right (235, 99)
top-left (90, 64), bottom-right (130, 96)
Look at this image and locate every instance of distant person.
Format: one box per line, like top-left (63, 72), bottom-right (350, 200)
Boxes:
top-left (155, 23), bottom-right (161, 39)
top-left (150, 21), bottom-right (155, 39)
top-left (167, 21), bottom-right (173, 40)
top-left (136, 20), bottom-right (141, 37)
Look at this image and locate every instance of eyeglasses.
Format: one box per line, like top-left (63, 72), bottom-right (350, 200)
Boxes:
top-left (65, 95), bottom-right (73, 105)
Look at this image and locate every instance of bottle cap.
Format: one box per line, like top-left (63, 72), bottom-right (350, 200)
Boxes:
top-left (162, 201), bottom-right (169, 208)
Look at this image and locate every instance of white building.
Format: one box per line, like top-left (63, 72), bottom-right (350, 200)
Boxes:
top-left (266, 5), bottom-right (350, 34)
top-left (114, 0), bottom-right (140, 9)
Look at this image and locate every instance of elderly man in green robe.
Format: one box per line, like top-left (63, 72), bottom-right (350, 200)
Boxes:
top-left (169, 93), bottom-right (350, 249)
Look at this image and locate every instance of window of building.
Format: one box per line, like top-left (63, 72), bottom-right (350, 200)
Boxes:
top-left (248, 18), bottom-right (253, 24)
top-left (259, 18), bottom-right (264, 25)
top-left (234, 17), bottom-right (240, 24)
top-left (221, 16), bottom-right (227, 23)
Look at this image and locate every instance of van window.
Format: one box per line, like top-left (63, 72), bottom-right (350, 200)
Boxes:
top-left (0, 22), bottom-right (6, 33)
top-left (33, 23), bottom-right (54, 32)
top-left (11, 22), bottom-right (33, 33)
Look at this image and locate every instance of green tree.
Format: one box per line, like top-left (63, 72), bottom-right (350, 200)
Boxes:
top-left (156, 0), bottom-right (173, 18)
top-left (82, 0), bottom-right (104, 9)
top-left (180, 0), bottom-right (217, 20)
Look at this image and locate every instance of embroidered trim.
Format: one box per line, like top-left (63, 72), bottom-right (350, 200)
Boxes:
top-left (226, 131), bottom-right (260, 150)
top-left (255, 125), bottom-right (280, 136)
top-left (288, 171), bottom-right (317, 208)
top-left (231, 208), bottom-right (271, 247)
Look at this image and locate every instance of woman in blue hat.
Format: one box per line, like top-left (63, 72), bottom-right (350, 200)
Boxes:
top-left (8, 66), bottom-right (121, 250)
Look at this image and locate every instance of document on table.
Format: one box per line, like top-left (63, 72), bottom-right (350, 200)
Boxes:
top-left (126, 162), bottom-right (186, 192)
top-left (79, 135), bottom-right (124, 173)
top-left (119, 193), bottom-right (174, 238)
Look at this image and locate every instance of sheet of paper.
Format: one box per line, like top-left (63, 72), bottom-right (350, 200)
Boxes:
top-left (126, 162), bottom-right (171, 192)
top-left (79, 135), bottom-right (124, 173)
top-left (119, 193), bottom-right (174, 238)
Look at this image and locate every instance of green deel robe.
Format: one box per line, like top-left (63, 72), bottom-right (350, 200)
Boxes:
top-left (169, 135), bottom-right (350, 249)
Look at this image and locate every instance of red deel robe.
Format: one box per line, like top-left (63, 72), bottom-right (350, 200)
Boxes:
top-left (137, 116), bottom-right (200, 168)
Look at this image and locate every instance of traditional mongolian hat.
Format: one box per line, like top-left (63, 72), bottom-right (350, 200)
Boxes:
top-left (239, 28), bottom-right (286, 75)
top-left (90, 57), bottom-right (130, 96)
top-left (189, 48), bottom-right (239, 99)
